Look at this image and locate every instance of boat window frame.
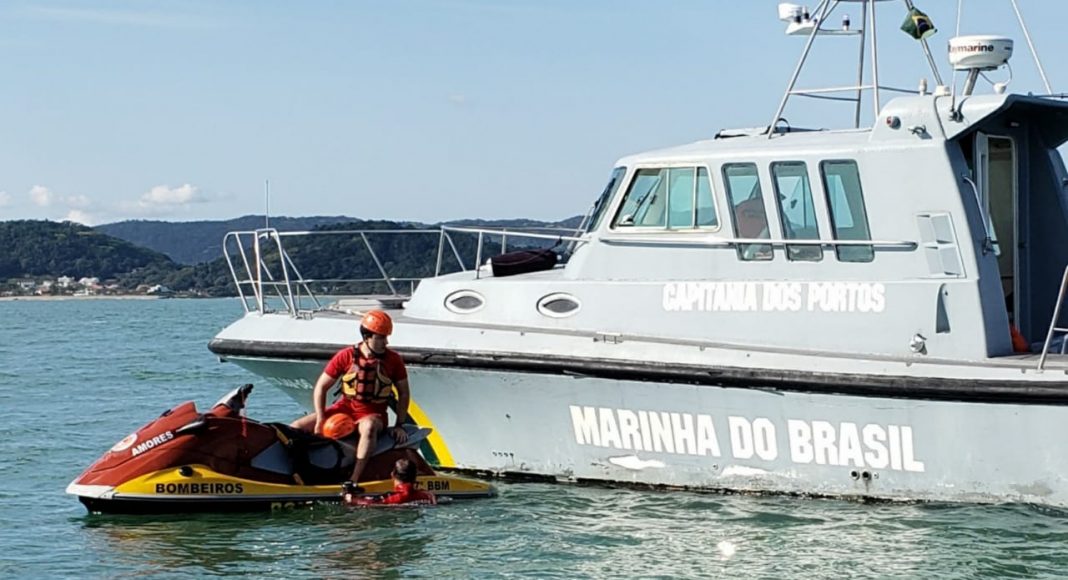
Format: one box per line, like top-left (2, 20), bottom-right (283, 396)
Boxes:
top-left (608, 164), bottom-right (722, 233)
top-left (694, 166), bottom-right (720, 230)
top-left (819, 159), bottom-right (875, 263)
top-left (585, 166), bottom-right (627, 234)
top-left (722, 162), bottom-right (774, 261)
top-left (610, 167), bottom-right (667, 229)
top-left (770, 160), bottom-right (824, 262)
top-left (536, 292), bottom-right (582, 318)
top-left (444, 289), bottom-right (486, 314)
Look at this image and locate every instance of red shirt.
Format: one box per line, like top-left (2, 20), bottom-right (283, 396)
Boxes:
top-left (382, 482), bottom-right (436, 505)
top-left (351, 482), bottom-right (437, 506)
top-left (324, 346), bottom-right (408, 419)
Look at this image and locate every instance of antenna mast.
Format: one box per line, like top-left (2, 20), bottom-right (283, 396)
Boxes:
top-left (265, 180), bottom-right (270, 230)
top-left (767, 0), bottom-right (1057, 137)
top-left (768, 0), bottom-right (945, 137)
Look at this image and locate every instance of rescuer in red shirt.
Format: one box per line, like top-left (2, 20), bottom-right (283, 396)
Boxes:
top-left (291, 309), bottom-right (411, 488)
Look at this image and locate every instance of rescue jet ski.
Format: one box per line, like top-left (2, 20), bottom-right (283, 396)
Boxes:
top-left (67, 384), bottom-right (495, 514)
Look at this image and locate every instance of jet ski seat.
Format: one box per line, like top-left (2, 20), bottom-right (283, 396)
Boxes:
top-left (266, 422), bottom-right (355, 485)
top-left (260, 423), bottom-right (433, 485)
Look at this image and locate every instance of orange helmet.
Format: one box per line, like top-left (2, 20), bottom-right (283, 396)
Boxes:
top-left (360, 309), bottom-right (393, 336)
top-left (322, 414), bottom-right (356, 439)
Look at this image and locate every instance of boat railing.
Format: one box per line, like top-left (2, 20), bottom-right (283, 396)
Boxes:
top-left (598, 236), bottom-right (916, 250)
top-left (1037, 264), bottom-right (1068, 371)
top-left (438, 226), bottom-right (587, 280)
top-left (222, 225), bottom-right (585, 316)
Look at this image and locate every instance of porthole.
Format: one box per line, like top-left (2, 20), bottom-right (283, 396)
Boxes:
top-left (537, 293), bottom-right (581, 318)
top-left (444, 290), bottom-right (485, 314)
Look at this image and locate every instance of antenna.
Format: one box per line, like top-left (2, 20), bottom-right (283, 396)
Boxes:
top-left (1008, 0), bottom-right (1052, 94)
top-left (265, 179), bottom-right (270, 230)
top-left (769, 0), bottom-right (947, 135)
top-left (767, 0), bottom-right (1056, 135)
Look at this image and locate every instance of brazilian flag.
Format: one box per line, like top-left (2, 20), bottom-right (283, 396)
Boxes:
top-left (901, 7), bottom-right (936, 40)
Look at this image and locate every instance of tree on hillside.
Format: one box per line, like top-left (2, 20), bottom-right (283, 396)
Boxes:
top-left (0, 220), bottom-right (176, 279)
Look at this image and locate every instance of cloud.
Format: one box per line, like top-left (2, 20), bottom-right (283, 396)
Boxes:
top-left (117, 183), bottom-right (210, 218)
top-left (64, 209), bottom-right (95, 226)
top-left (30, 185), bottom-right (55, 207)
top-left (138, 184), bottom-right (206, 208)
top-left (448, 94), bottom-right (469, 106)
top-left (0, 191), bottom-right (10, 208)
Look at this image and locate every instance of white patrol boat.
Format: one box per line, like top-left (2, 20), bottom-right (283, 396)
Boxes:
top-left (210, 1), bottom-right (1068, 505)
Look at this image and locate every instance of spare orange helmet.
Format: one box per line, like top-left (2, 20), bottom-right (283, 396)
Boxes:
top-left (361, 309), bottom-right (393, 336)
top-left (322, 414), bottom-right (356, 439)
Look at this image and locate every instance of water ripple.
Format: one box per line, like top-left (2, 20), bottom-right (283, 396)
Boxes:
top-left (5, 299), bottom-right (1068, 577)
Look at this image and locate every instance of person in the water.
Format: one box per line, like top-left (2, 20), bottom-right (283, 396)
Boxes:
top-left (345, 458), bottom-right (437, 506)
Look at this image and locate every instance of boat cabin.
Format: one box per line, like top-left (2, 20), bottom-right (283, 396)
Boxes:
top-left (406, 94), bottom-right (1068, 362)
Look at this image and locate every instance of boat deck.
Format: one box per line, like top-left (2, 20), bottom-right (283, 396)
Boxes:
top-left (311, 299), bottom-right (1068, 374)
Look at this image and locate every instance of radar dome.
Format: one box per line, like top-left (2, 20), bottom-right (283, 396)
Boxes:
top-left (948, 36), bottom-right (1013, 71)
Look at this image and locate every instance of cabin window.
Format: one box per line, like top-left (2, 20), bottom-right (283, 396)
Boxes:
top-left (722, 163), bottom-right (772, 260)
top-left (537, 293), bottom-right (582, 318)
top-left (695, 167), bottom-right (718, 228)
top-left (820, 160), bottom-right (874, 262)
top-left (586, 167), bottom-right (626, 233)
top-left (614, 168), bottom-right (667, 227)
top-left (613, 167), bottom-right (718, 230)
top-left (444, 290), bottom-right (485, 313)
top-left (771, 162), bottom-right (822, 261)
top-left (667, 168), bottom-right (695, 228)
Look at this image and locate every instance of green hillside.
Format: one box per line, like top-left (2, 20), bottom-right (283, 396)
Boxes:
top-left (4, 215), bottom-right (583, 298)
top-left (110, 219), bottom-right (472, 297)
top-left (0, 220), bottom-right (176, 279)
top-left (96, 215), bottom-right (357, 265)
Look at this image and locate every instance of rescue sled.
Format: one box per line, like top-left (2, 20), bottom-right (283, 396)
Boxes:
top-left (67, 384), bottom-right (495, 514)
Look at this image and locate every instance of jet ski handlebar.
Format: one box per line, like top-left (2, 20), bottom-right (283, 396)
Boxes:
top-left (210, 383), bottom-right (254, 417)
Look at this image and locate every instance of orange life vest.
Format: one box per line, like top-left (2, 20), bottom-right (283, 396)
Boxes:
top-left (1010, 325), bottom-right (1030, 353)
top-left (340, 345), bottom-right (394, 403)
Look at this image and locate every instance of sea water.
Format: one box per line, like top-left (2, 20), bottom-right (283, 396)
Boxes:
top-left (2, 298), bottom-right (1067, 578)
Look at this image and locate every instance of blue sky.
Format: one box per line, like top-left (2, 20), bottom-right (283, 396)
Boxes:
top-left (0, 1), bottom-right (1062, 225)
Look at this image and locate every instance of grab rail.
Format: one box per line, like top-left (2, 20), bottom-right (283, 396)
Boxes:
top-left (223, 225), bottom-right (584, 315)
top-left (1037, 264), bottom-right (1068, 371)
top-left (440, 226), bottom-right (587, 280)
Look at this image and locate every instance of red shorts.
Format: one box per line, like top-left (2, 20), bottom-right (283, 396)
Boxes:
top-left (325, 398), bottom-right (387, 427)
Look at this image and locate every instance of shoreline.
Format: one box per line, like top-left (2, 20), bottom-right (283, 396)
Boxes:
top-left (0, 295), bottom-right (164, 302)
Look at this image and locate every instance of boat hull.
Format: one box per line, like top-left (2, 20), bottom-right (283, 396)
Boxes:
top-left (228, 355), bottom-right (1068, 506)
top-left (69, 467), bottom-right (494, 514)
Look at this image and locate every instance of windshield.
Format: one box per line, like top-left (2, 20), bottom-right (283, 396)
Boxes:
top-left (584, 167), bottom-right (626, 233)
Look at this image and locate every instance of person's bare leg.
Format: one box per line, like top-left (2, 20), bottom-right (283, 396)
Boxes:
top-left (290, 412), bottom-right (316, 432)
top-left (349, 416), bottom-right (383, 483)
